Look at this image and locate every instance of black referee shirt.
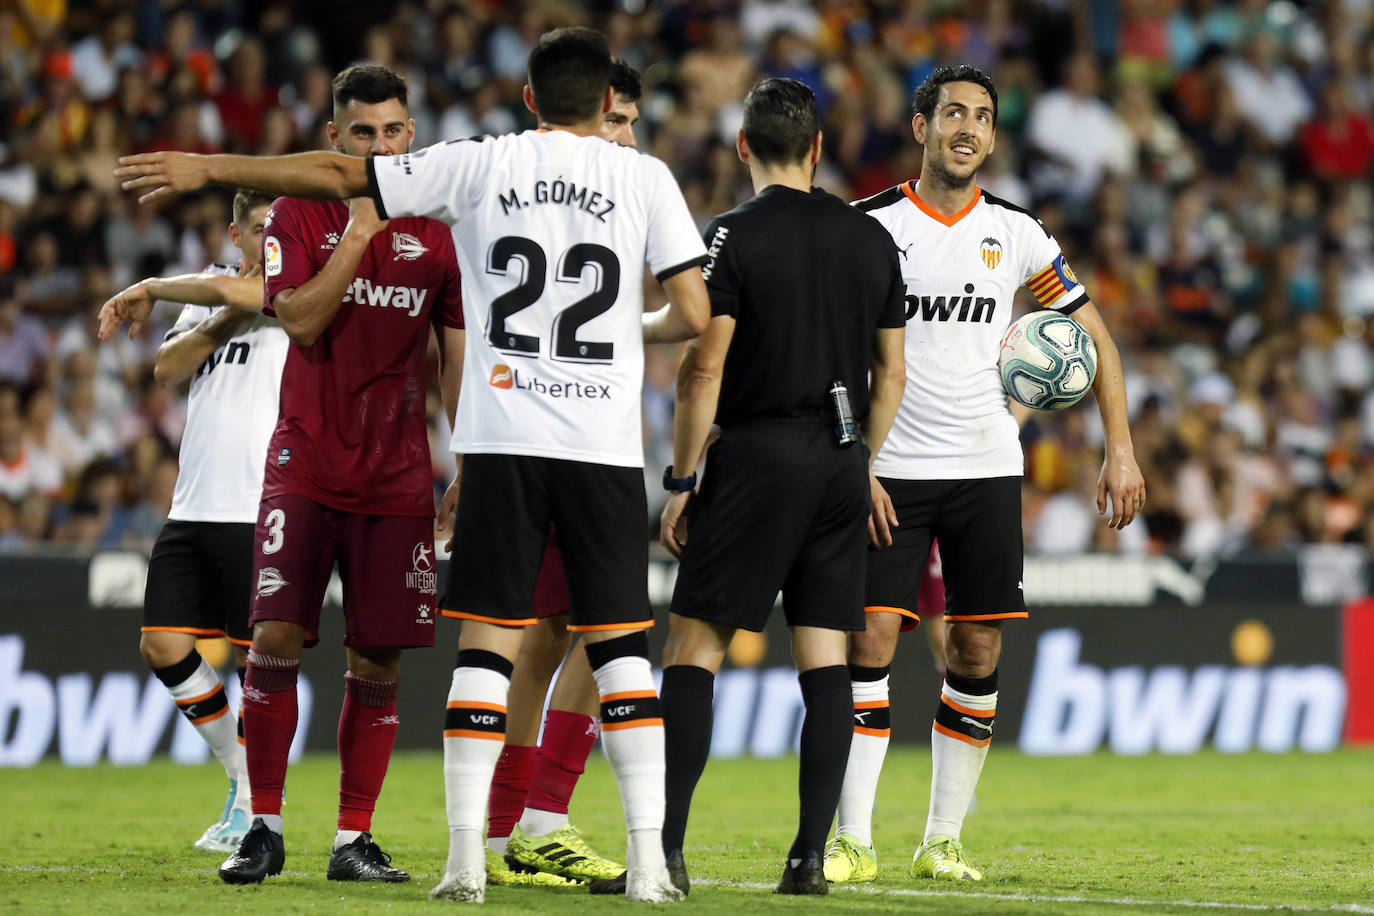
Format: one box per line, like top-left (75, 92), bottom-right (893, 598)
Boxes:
top-left (701, 185), bottom-right (905, 426)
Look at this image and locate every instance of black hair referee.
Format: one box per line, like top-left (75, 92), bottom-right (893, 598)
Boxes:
top-left (656, 78), bottom-right (907, 895)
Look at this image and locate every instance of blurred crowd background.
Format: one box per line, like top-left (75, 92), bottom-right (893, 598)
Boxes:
top-left (0, 0), bottom-right (1371, 558)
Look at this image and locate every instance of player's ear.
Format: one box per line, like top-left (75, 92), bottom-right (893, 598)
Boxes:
top-left (911, 112), bottom-right (926, 145)
top-left (810, 131), bottom-right (823, 167)
top-left (602, 85), bottom-right (614, 115)
top-left (521, 84), bottom-right (537, 114)
top-left (326, 120), bottom-right (340, 149)
top-left (406, 117), bottom-right (415, 144)
top-left (228, 222), bottom-right (241, 247)
top-left (736, 129), bottom-right (749, 166)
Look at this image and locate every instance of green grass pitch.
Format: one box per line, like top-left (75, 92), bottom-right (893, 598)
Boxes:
top-left (5, 747), bottom-right (1374, 914)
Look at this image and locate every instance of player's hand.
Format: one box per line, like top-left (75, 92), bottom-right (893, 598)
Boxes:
top-left (97, 280), bottom-right (154, 341)
top-left (1098, 445), bottom-right (1146, 530)
top-left (660, 490), bottom-right (692, 559)
top-left (868, 473), bottom-right (897, 547)
top-left (436, 476), bottom-right (460, 552)
top-left (115, 151), bottom-right (212, 205)
top-left (345, 196), bottom-right (389, 239)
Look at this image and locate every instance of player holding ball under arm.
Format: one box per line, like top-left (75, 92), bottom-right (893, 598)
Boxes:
top-left (825, 64), bottom-right (1145, 886)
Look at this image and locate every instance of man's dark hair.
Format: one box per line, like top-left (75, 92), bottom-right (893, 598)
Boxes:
top-left (741, 78), bottom-right (818, 167)
top-left (527, 27), bottom-right (612, 124)
top-left (610, 58), bottom-right (642, 102)
top-left (232, 189), bottom-right (274, 227)
top-left (910, 64), bottom-right (998, 125)
top-left (332, 64), bottom-right (408, 112)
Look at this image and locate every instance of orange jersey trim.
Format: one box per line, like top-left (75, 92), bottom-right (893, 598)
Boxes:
top-left (443, 729), bottom-right (506, 741)
top-left (189, 707), bottom-right (231, 726)
top-left (226, 636), bottom-right (252, 647)
top-left (854, 700), bottom-right (890, 710)
top-left (445, 701), bottom-right (507, 713)
top-left (864, 605), bottom-right (919, 622)
top-left (176, 686), bottom-right (225, 707)
top-left (901, 181), bottom-right (981, 227)
top-left (141, 626), bottom-right (226, 638)
top-left (440, 609), bottom-right (537, 627)
top-left (565, 620), bottom-right (654, 633)
top-left (941, 695), bottom-right (996, 719)
top-left (601, 690), bottom-right (657, 703)
top-left (944, 611), bottom-right (1029, 622)
top-left (855, 726), bottom-right (892, 738)
top-left (933, 721), bottom-right (991, 748)
top-left (601, 718), bottom-right (664, 732)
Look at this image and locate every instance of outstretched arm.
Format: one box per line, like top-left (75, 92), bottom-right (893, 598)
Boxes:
top-left (98, 270), bottom-right (263, 341)
top-left (116, 151), bottom-right (368, 206)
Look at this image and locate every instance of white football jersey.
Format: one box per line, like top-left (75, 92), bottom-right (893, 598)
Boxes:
top-left (166, 264), bottom-right (288, 523)
top-left (368, 130), bottom-right (708, 468)
top-left (855, 184), bottom-right (1087, 479)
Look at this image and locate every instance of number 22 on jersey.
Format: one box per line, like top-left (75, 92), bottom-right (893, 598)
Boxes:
top-left (485, 236), bottom-right (620, 364)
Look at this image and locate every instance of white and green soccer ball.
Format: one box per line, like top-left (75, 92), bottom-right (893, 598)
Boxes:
top-left (998, 311), bottom-right (1097, 410)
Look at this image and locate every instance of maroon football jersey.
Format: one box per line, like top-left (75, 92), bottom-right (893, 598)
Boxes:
top-left (260, 197), bottom-right (463, 517)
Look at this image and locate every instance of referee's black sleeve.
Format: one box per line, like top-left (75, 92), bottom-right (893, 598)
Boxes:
top-left (701, 217), bottom-right (739, 318)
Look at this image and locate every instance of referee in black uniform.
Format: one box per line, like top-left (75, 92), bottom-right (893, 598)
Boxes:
top-left (657, 78), bottom-right (907, 895)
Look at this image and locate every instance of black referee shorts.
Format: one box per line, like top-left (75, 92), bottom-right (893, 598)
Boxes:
top-left (142, 520), bottom-right (255, 645)
top-left (670, 420), bottom-right (868, 633)
top-left (439, 453), bottom-right (652, 633)
top-left (865, 476), bottom-right (1028, 623)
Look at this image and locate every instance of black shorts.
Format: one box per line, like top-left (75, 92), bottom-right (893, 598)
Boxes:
top-left (671, 420), bottom-right (868, 633)
top-left (143, 520), bottom-right (255, 646)
top-left (865, 476), bottom-right (1027, 623)
top-left (439, 454), bottom-right (651, 632)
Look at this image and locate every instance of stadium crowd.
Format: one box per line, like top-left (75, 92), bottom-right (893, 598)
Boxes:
top-left (0, 0), bottom-right (1371, 559)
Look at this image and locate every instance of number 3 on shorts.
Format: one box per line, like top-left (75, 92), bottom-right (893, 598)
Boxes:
top-left (262, 508), bottom-right (286, 555)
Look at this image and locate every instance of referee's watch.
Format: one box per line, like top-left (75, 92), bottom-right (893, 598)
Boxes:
top-left (662, 465), bottom-right (697, 493)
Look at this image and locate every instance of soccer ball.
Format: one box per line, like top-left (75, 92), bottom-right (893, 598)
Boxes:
top-left (998, 312), bottom-right (1097, 410)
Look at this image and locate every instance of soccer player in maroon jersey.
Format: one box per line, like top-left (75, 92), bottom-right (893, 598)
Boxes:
top-left (214, 64), bottom-right (465, 885)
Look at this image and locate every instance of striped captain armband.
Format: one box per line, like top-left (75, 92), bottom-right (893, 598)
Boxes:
top-left (1027, 254), bottom-right (1085, 311)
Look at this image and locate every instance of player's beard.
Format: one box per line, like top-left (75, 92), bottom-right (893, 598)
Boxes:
top-left (923, 148), bottom-right (980, 193)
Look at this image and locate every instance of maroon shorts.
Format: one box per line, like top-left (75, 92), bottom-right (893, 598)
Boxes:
top-left (250, 493), bottom-right (438, 649)
top-left (533, 528), bottom-right (570, 619)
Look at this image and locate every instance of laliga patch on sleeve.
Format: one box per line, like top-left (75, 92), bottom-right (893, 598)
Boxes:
top-left (264, 236), bottom-right (282, 277)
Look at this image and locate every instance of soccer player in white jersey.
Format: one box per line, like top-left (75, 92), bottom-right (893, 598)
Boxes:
top-left (823, 65), bottom-right (1147, 884)
top-left (97, 189), bottom-right (287, 852)
top-left (488, 58), bottom-right (644, 888)
top-left (114, 27), bottom-right (710, 904)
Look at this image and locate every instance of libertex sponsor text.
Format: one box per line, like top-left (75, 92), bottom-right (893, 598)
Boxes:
top-left (488, 364), bottom-right (611, 399)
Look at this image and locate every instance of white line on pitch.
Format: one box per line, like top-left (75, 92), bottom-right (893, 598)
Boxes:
top-left (701, 880), bottom-right (1374, 913)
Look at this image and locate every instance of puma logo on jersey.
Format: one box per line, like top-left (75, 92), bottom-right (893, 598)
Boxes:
top-left (899, 242), bottom-right (913, 260)
top-left (342, 278), bottom-right (429, 317)
top-left (905, 283), bottom-right (996, 323)
top-left (392, 232), bottom-right (428, 261)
